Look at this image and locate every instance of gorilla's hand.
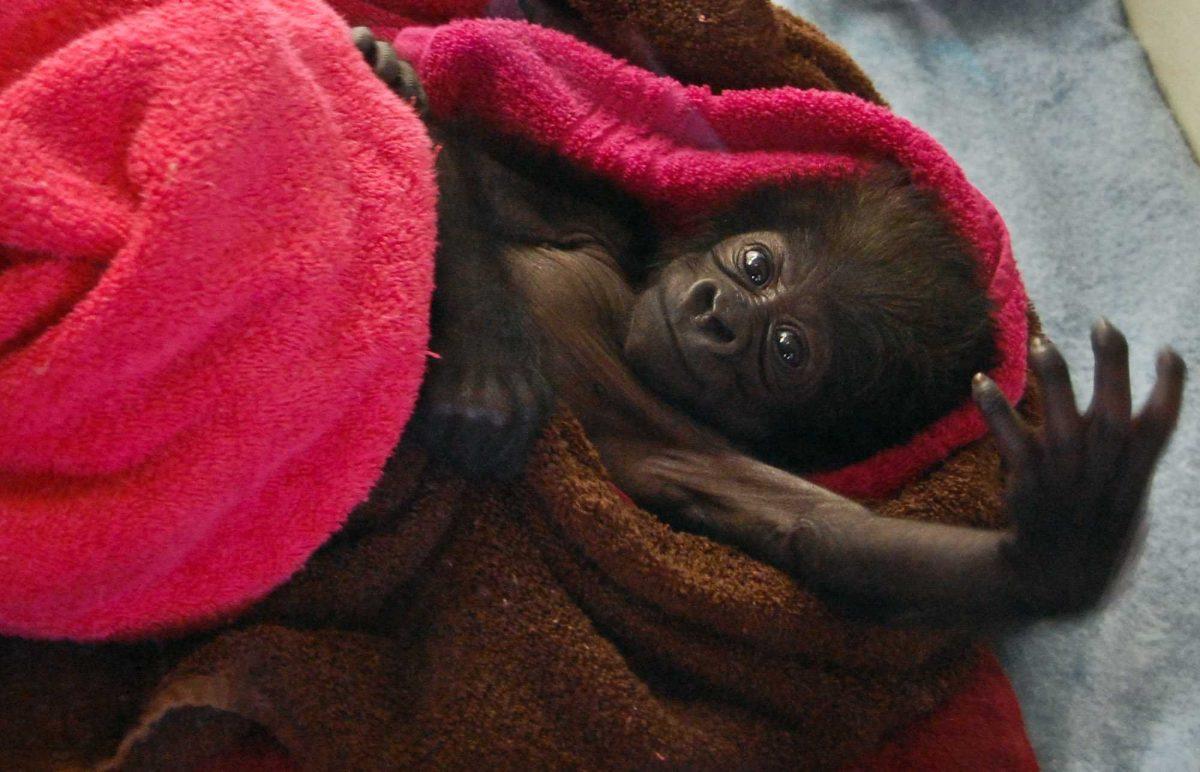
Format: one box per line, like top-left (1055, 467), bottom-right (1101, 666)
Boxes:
top-left (350, 27), bottom-right (428, 118)
top-left (633, 321), bottom-right (1186, 628)
top-left (973, 321), bottom-right (1186, 617)
top-left (409, 313), bottom-right (555, 481)
top-left (346, 26), bottom-right (554, 478)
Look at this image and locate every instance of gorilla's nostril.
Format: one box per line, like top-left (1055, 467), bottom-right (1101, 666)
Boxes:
top-left (681, 280), bottom-right (739, 346)
top-left (700, 313), bottom-right (736, 344)
top-left (683, 280), bottom-right (718, 315)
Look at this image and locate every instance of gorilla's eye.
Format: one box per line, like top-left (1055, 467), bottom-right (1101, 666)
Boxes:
top-left (741, 246), bottom-right (772, 286)
top-left (774, 328), bottom-right (805, 368)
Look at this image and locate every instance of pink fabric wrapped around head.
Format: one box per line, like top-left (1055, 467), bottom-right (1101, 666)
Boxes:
top-left (394, 19), bottom-right (1027, 499)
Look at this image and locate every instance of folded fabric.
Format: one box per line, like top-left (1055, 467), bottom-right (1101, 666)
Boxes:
top-left (0, 0), bottom-right (1040, 768)
top-left (3, 416), bottom-right (1038, 770)
top-left (0, 0), bottom-right (438, 640)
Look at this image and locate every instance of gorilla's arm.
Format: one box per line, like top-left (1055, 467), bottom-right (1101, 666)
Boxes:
top-left (404, 131), bottom-right (556, 479)
top-left (354, 28), bottom-right (561, 478)
top-left (631, 325), bottom-right (1186, 628)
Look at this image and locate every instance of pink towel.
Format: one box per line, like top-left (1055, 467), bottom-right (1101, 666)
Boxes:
top-left (0, 0), bottom-right (438, 640)
top-left (391, 19), bottom-right (1028, 498)
top-left (0, 3), bottom-right (1025, 642)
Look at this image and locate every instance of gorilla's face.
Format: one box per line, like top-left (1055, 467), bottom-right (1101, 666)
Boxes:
top-left (624, 229), bottom-right (830, 446)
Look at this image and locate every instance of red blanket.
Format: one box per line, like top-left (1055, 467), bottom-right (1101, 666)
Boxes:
top-left (0, 0), bottom-right (437, 641)
top-left (0, 0), bottom-right (1028, 643)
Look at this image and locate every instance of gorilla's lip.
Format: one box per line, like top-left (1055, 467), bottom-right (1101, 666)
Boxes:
top-left (657, 284), bottom-right (702, 385)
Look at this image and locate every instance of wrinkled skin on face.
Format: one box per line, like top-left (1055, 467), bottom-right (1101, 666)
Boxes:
top-left (625, 173), bottom-right (997, 471)
top-left (625, 230), bottom-right (831, 445)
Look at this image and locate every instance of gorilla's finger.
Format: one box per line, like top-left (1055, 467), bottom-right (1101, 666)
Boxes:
top-left (1108, 348), bottom-right (1187, 519)
top-left (1078, 325), bottom-right (1135, 517)
top-left (407, 397), bottom-right (449, 453)
top-left (1135, 348), bottom-right (1187, 444)
top-left (372, 40), bottom-right (402, 86)
top-left (393, 59), bottom-right (429, 116)
top-left (506, 375), bottom-right (537, 427)
top-left (1129, 350), bottom-right (1184, 463)
top-left (489, 412), bottom-right (536, 480)
top-left (1030, 336), bottom-right (1080, 448)
top-left (424, 404), bottom-right (470, 470)
top-left (350, 27), bottom-right (376, 63)
top-left (457, 406), bottom-right (510, 476)
top-left (1090, 319), bottom-right (1132, 423)
top-left (973, 373), bottom-right (1033, 470)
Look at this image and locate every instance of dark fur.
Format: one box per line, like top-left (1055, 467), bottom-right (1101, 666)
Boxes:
top-left (661, 168), bottom-right (997, 470)
top-left (352, 27), bottom-right (1185, 630)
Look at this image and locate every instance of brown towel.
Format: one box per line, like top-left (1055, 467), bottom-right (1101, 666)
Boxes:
top-left (554, 0), bottom-right (884, 102)
top-left (0, 383), bottom-right (1038, 770)
top-left (0, 1), bottom-right (1039, 769)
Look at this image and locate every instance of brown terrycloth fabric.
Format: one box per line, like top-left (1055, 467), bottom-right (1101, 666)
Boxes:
top-left (0, 377), bottom-right (1042, 771)
top-left (558, 0), bottom-right (884, 102)
top-left (0, 2), bottom-right (1038, 770)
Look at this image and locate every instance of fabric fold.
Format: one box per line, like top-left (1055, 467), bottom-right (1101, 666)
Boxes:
top-left (0, 0), bottom-right (1038, 768)
top-left (0, 0), bottom-right (438, 640)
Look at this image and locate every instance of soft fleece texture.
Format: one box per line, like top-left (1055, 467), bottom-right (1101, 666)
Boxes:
top-left (0, 0), bottom-right (1041, 768)
top-left (778, 0), bottom-right (1200, 767)
top-left (0, 0), bottom-right (1024, 643)
top-left (58, 416), bottom-right (1037, 771)
top-left (0, 0), bottom-right (438, 640)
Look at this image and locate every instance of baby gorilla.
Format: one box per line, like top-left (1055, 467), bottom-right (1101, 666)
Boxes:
top-left (355, 29), bottom-right (1185, 628)
top-left (621, 176), bottom-right (996, 473)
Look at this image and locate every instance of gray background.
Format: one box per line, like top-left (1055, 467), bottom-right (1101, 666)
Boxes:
top-left (777, 1), bottom-right (1199, 768)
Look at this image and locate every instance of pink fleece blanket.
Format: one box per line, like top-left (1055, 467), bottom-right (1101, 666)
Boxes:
top-left (0, 1), bottom-right (1025, 642)
top-left (0, 0), bottom-right (438, 640)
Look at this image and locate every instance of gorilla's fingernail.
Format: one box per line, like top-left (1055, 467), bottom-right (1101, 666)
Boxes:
top-left (1092, 318), bottom-right (1115, 342)
top-left (1158, 348), bottom-right (1186, 378)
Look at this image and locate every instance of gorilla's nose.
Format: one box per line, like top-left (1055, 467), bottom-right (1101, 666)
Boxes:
top-left (680, 279), bottom-right (745, 354)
